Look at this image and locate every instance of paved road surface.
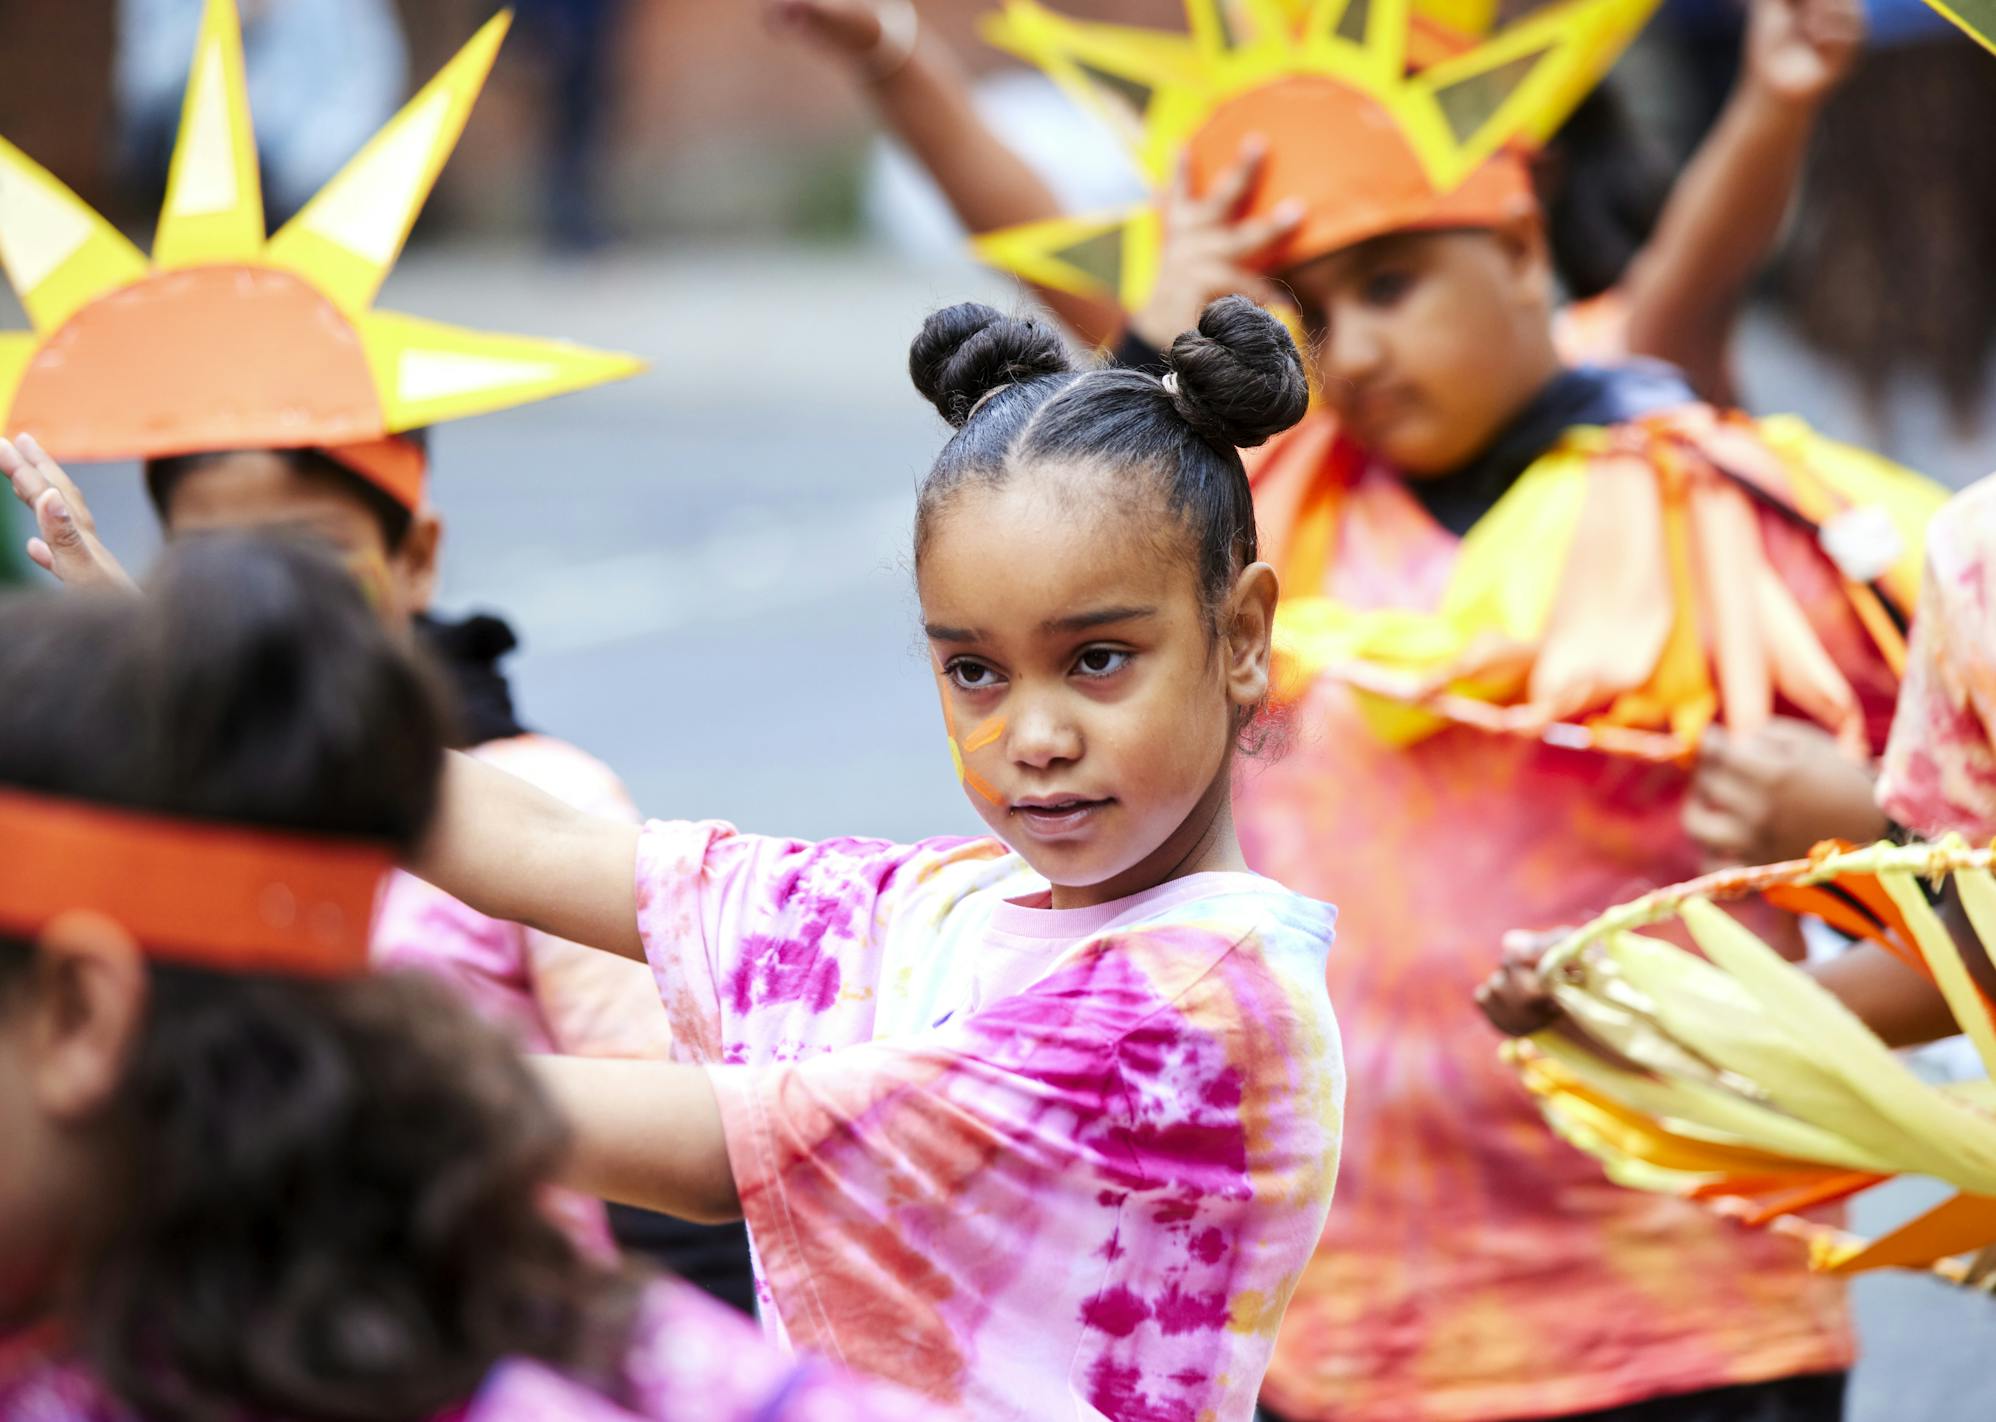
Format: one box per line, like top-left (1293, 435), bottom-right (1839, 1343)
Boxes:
top-left (55, 243), bottom-right (1996, 1418)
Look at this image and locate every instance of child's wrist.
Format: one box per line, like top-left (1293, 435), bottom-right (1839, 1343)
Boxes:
top-left (1734, 75), bottom-right (1825, 130)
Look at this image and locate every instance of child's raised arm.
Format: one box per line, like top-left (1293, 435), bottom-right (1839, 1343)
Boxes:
top-left (413, 751), bottom-right (644, 961)
top-left (1618, 0), bottom-right (1863, 403)
top-left (767, 0), bottom-right (1125, 345)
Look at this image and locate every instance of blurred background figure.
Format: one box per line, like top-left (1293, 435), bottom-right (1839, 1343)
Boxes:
top-left (517, 0), bottom-right (629, 252)
top-left (114, 0), bottom-right (407, 222)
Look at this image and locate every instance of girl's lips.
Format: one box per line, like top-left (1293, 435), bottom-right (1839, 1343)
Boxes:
top-left (1012, 798), bottom-right (1112, 840)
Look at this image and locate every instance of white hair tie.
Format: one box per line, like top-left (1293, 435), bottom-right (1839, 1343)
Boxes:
top-left (1161, 371), bottom-right (1181, 397)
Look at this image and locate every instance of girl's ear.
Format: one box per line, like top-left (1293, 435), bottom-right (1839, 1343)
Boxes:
top-left (27, 912), bottom-right (147, 1122)
top-left (393, 508), bottom-right (445, 618)
top-left (1222, 561), bottom-right (1280, 709)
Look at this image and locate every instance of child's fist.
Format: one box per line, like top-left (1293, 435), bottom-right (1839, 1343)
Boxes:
top-left (1682, 717), bottom-right (1885, 869)
top-left (1746, 0), bottom-right (1865, 106)
top-left (1474, 930), bottom-right (1567, 1038)
top-left (766, 0), bottom-right (884, 55)
top-left (766, 0), bottom-right (917, 80)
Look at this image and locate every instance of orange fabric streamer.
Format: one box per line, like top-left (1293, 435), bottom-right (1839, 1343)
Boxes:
top-left (0, 785), bottom-right (390, 977)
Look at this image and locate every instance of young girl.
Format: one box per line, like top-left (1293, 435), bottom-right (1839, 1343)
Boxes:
top-left (0, 535), bottom-right (934, 1422)
top-left (400, 296), bottom-right (1344, 1422)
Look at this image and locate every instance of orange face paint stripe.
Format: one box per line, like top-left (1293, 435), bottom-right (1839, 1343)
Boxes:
top-left (961, 717), bottom-right (1005, 754)
top-left (0, 785), bottom-right (391, 977)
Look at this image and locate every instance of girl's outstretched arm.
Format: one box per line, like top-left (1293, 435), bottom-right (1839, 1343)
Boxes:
top-left (1619, 0), bottom-right (1863, 403)
top-left (533, 1056), bottom-right (741, 1223)
top-left (412, 751), bottom-right (644, 960)
top-left (768, 0), bottom-right (1125, 345)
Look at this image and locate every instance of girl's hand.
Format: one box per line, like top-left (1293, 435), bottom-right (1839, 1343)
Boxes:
top-left (1128, 140), bottom-right (1306, 350)
top-left (1744, 0), bottom-right (1865, 108)
top-left (766, 0), bottom-right (916, 80)
top-left (1682, 717), bottom-right (1885, 869)
top-left (0, 435), bottom-right (138, 594)
top-left (1475, 930), bottom-right (1568, 1037)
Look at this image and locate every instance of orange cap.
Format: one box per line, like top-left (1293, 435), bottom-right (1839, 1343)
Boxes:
top-left (1183, 76), bottom-right (1537, 273)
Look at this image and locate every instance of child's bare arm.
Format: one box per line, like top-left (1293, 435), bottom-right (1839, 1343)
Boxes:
top-left (534, 1056), bottom-right (741, 1222)
top-left (412, 752), bottom-right (644, 960)
top-left (767, 0), bottom-right (1125, 344)
top-left (1808, 942), bottom-right (1960, 1048)
top-left (1619, 0), bottom-right (1862, 402)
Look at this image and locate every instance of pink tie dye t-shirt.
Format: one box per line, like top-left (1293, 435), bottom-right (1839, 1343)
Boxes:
top-left (635, 822), bottom-right (1344, 1422)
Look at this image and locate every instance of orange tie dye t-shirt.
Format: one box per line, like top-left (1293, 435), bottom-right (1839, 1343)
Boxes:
top-left (634, 823), bottom-right (1344, 1422)
top-left (1241, 444), bottom-right (1888, 1422)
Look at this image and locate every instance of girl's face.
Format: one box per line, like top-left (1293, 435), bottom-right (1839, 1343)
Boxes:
top-left (161, 453), bottom-right (441, 630)
top-left (918, 470), bottom-right (1274, 907)
top-left (1284, 224), bottom-right (1563, 477)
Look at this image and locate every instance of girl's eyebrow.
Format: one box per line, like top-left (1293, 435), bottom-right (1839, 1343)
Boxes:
top-left (1041, 605), bottom-right (1157, 634)
top-left (925, 623), bottom-right (984, 643)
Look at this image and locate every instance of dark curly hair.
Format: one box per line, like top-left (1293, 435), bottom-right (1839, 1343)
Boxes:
top-left (910, 293), bottom-right (1310, 617)
top-left (0, 535), bottom-right (633, 1422)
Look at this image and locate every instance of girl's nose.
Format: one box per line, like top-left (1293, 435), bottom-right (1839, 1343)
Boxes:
top-left (1009, 696), bottom-right (1082, 769)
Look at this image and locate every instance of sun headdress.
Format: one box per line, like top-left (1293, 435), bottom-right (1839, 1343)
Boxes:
top-left (0, 0), bottom-right (641, 508)
top-left (971, 0), bottom-right (1662, 314)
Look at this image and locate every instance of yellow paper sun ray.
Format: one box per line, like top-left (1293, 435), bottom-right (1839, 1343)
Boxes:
top-left (361, 311), bottom-right (644, 433)
top-left (970, 208), bottom-right (1142, 306)
top-left (153, 0), bottom-right (264, 268)
top-left (266, 11), bottom-right (512, 315)
top-left (1917, 0), bottom-right (1996, 55)
top-left (0, 140), bottom-right (149, 334)
top-left (1516, 840), bottom-right (1996, 1286)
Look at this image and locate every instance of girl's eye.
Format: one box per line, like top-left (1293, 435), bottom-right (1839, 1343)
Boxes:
top-left (1362, 270), bottom-right (1414, 307)
top-left (946, 659), bottom-right (1004, 692)
top-left (1074, 647), bottom-right (1132, 679)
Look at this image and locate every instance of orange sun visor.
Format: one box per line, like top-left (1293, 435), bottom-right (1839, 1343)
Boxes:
top-left (0, 786), bottom-right (392, 978)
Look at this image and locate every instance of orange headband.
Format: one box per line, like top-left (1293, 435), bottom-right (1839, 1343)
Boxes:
top-left (0, 787), bottom-right (392, 977)
top-left (321, 435), bottom-right (428, 511)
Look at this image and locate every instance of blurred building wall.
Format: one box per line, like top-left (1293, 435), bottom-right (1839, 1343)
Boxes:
top-left (0, 0), bottom-right (118, 213)
top-left (409, 0), bottom-right (1176, 235)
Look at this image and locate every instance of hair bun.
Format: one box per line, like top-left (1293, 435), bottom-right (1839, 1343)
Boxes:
top-left (1162, 295), bottom-right (1310, 449)
top-left (910, 303), bottom-right (1072, 428)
